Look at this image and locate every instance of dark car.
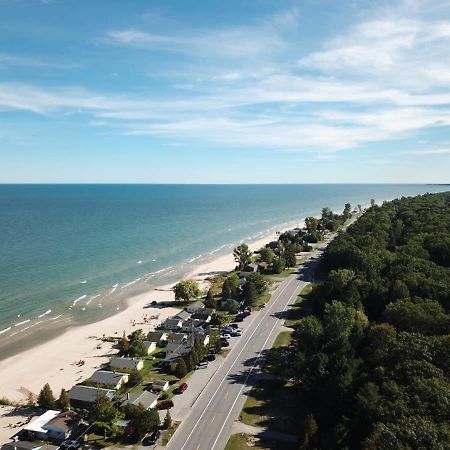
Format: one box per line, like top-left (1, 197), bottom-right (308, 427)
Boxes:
top-left (156, 399), bottom-right (174, 410)
top-left (220, 339), bottom-right (230, 347)
top-left (206, 353), bottom-right (216, 361)
top-left (142, 430), bottom-right (161, 446)
top-left (230, 323), bottom-right (240, 329)
top-left (174, 382), bottom-right (188, 394)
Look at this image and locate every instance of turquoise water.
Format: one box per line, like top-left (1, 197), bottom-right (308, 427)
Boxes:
top-left (0, 184), bottom-right (446, 354)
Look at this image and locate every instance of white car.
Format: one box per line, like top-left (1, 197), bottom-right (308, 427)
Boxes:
top-left (221, 333), bottom-right (231, 339)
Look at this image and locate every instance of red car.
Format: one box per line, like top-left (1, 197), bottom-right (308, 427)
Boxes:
top-left (156, 400), bottom-right (174, 410)
top-left (175, 382), bottom-right (188, 394)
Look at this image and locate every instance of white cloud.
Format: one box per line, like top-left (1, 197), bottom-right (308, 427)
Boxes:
top-left (408, 148), bottom-right (450, 155)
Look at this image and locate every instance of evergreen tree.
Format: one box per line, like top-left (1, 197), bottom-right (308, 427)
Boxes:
top-left (58, 388), bottom-right (70, 410)
top-left (163, 409), bottom-right (172, 429)
top-left (243, 281), bottom-right (257, 307)
top-left (204, 288), bottom-right (217, 309)
top-left (175, 359), bottom-right (187, 378)
top-left (38, 383), bottom-right (55, 409)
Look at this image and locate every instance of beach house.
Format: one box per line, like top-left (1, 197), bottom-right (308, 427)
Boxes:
top-left (87, 370), bottom-right (129, 389)
top-left (165, 342), bottom-right (192, 362)
top-left (160, 318), bottom-right (182, 331)
top-left (167, 333), bottom-right (188, 344)
top-left (147, 331), bottom-right (168, 343)
top-left (120, 391), bottom-right (158, 410)
top-left (22, 410), bottom-right (78, 441)
top-left (142, 340), bottom-right (157, 355)
top-left (186, 301), bottom-right (205, 314)
top-left (152, 380), bottom-right (170, 392)
top-left (110, 357), bottom-right (144, 371)
top-left (173, 310), bottom-right (191, 321)
top-left (68, 385), bottom-right (115, 408)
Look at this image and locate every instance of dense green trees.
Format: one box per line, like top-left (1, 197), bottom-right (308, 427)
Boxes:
top-left (271, 192), bottom-right (450, 449)
top-left (173, 279), bottom-right (200, 303)
top-left (37, 383), bottom-right (56, 409)
top-left (233, 243), bottom-right (253, 269)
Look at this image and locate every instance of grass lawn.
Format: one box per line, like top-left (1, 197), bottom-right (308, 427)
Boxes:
top-left (272, 331), bottom-right (292, 348)
top-left (240, 379), bottom-right (300, 435)
top-left (225, 433), bottom-right (298, 450)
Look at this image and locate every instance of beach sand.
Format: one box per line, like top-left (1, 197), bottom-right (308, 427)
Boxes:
top-left (0, 223), bottom-right (295, 410)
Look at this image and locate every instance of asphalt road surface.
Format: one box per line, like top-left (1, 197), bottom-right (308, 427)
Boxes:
top-left (166, 244), bottom-right (327, 450)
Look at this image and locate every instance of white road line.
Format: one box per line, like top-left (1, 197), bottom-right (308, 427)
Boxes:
top-left (210, 285), bottom-right (300, 450)
top-left (176, 276), bottom-right (298, 450)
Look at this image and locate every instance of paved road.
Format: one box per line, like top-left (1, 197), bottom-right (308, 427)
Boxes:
top-left (165, 244), bottom-right (327, 450)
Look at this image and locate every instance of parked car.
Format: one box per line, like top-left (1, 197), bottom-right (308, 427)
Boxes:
top-left (231, 331), bottom-right (241, 337)
top-left (221, 333), bottom-right (231, 339)
top-left (175, 382), bottom-right (188, 394)
top-left (220, 339), bottom-right (230, 347)
top-left (206, 353), bottom-right (216, 361)
top-left (230, 323), bottom-right (240, 329)
top-left (142, 430), bottom-right (160, 446)
top-left (156, 399), bottom-right (174, 410)
top-left (195, 363), bottom-right (208, 370)
top-left (61, 441), bottom-right (80, 449)
top-left (234, 316), bottom-right (244, 322)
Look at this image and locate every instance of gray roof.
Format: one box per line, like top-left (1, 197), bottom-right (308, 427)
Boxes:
top-left (69, 385), bottom-right (115, 403)
top-left (142, 340), bottom-right (156, 350)
top-left (88, 370), bottom-right (127, 387)
top-left (121, 391), bottom-right (159, 409)
top-left (174, 310), bottom-right (191, 321)
top-left (167, 333), bottom-right (187, 344)
top-left (162, 318), bottom-right (182, 328)
top-left (147, 331), bottom-right (167, 341)
top-left (110, 357), bottom-right (143, 370)
top-left (188, 300), bottom-right (204, 309)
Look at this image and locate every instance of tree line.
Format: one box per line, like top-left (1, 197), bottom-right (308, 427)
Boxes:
top-left (268, 192), bottom-right (450, 449)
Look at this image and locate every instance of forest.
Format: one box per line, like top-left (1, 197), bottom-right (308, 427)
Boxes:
top-left (274, 191), bottom-right (450, 449)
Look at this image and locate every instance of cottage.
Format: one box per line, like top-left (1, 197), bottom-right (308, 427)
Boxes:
top-left (243, 263), bottom-right (258, 273)
top-left (160, 318), bottom-right (182, 330)
top-left (186, 301), bottom-right (205, 314)
top-left (68, 385), bottom-right (115, 407)
top-left (152, 380), bottom-right (170, 392)
top-left (121, 391), bottom-right (158, 410)
top-left (173, 310), bottom-right (191, 321)
top-left (22, 410), bottom-right (77, 441)
top-left (88, 370), bottom-right (129, 389)
top-left (195, 333), bottom-right (210, 347)
top-left (110, 357), bottom-right (144, 371)
top-left (142, 340), bottom-right (157, 355)
top-left (147, 330), bottom-right (168, 343)
top-left (180, 319), bottom-right (204, 333)
top-left (266, 241), bottom-right (279, 251)
top-left (165, 342), bottom-right (192, 362)
top-left (257, 261), bottom-right (269, 272)
top-left (191, 311), bottom-right (212, 323)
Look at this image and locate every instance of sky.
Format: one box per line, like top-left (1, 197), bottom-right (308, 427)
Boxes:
top-left (0, 0), bottom-right (449, 183)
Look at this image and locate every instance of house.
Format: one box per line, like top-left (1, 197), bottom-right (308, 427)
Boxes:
top-left (266, 241), bottom-right (279, 251)
top-left (186, 301), bottom-right (204, 314)
top-left (120, 391), bottom-right (158, 410)
top-left (152, 380), bottom-right (170, 392)
top-left (160, 318), bottom-right (182, 330)
top-left (180, 319), bottom-right (204, 333)
top-left (88, 370), bottom-right (129, 389)
top-left (191, 311), bottom-right (212, 323)
top-left (142, 340), bottom-right (157, 355)
top-left (22, 410), bottom-right (78, 442)
top-left (2, 443), bottom-right (59, 450)
top-left (147, 330), bottom-right (168, 343)
top-left (195, 333), bottom-right (210, 347)
top-left (173, 310), bottom-right (191, 321)
top-left (68, 385), bottom-right (115, 407)
top-left (257, 261), bottom-right (269, 272)
top-left (165, 342), bottom-right (192, 362)
top-left (167, 333), bottom-right (188, 344)
top-left (110, 357), bottom-right (144, 371)
top-left (243, 263), bottom-right (258, 273)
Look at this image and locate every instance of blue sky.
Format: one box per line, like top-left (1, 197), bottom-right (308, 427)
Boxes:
top-left (0, 0), bottom-right (449, 183)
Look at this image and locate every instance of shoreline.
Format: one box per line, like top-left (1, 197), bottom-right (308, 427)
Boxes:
top-left (0, 219), bottom-right (299, 404)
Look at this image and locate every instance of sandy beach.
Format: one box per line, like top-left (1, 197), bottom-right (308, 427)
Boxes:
top-left (0, 222), bottom-right (295, 414)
